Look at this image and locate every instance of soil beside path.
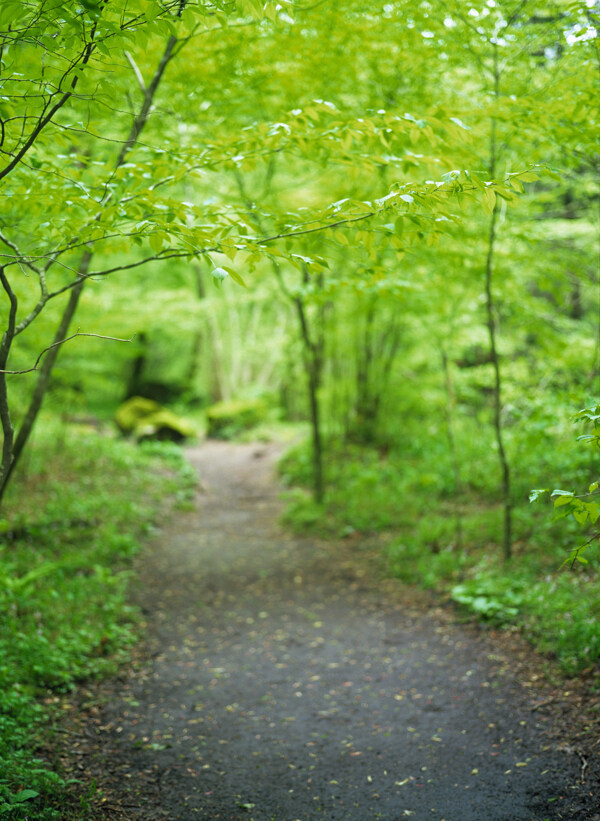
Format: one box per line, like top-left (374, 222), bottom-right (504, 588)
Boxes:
top-left (64, 441), bottom-right (599, 820)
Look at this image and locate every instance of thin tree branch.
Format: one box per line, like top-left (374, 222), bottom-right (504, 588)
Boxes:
top-left (0, 230), bottom-right (41, 275)
top-left (0, 42), bottom-right (95, 181)
top-left (0, 332), bottom-right (134, 375)
top-left (124, 51), bottom-right (146, 92)
top-left (113, 36), bottom-right (178, 171)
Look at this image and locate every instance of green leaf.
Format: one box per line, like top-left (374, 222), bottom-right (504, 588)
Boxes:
top-left (481, 187), bottom-right (496, 215)
top-left (222, 265), bottom-right (247, 288)
top-left (529, 488), bottom-right (548, 503)
top-left (509, 177), bottom-right (524, 193)
top-left (466, 170), bottom-right (486, 190)
top-left (517, 171), bottom-right (540, 182)
top-left (553, 494), bottom-right (574, 508)
top-left (149, 233), bottom-right (164, 253)
top-left (13, 791), bottom-right (39, 803)
top-left (584, 502), bottom-right (600, 523)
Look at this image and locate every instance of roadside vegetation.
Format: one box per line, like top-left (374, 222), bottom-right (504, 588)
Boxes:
top-left (0, 422), bottom-right (194, 819)
top-left (279, 406), bottom-right (600, 677)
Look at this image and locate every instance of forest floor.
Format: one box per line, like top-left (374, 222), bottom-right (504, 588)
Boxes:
top-left (56, 440), bottom-right (600, 820)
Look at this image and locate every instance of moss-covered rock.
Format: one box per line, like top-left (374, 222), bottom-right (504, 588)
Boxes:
top-left (115, 396), bottom-right (196, 442)
top-left (205, 398), bottom-right (267, 439)
top-left (115, 397), bottom-right (161, 432)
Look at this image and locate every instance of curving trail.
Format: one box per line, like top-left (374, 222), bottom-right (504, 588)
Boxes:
top-left (76, 441), bottom-right (597, 820)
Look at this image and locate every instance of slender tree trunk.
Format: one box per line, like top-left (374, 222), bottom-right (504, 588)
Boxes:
top-left (307, 354), bottom-right (324, 504)
top-left (235, 170), bottom-right (326, 501)
top-left (184, 330), bottom-right (203, 396)
top-left (485, 62), bottom-right (512, 561)
top-left (484, 205), bottom-right (512, 560)
top-left (440, 345), bottom-right (464, 552)
top-left (125, 330), bottom-right (149, 399)
top-left (294, 290), bottom-right (325, 504)
top-left (354, 299), bottom-right (375, 443)
top-left (351, 295), bottom-right (401, 445)
top-left (0, 270), bottom-right (87, 505)
top-left (0, 267), bottom-right (18, 491)
top-left (486, 53), bottom-right (512, 560)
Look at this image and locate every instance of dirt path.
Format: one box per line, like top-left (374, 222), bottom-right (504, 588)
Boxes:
top-left (70, 441), bottom-right (598, 820)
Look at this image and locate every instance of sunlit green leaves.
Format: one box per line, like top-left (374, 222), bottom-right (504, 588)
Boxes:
top-left (0, 0), bottom-right (596, 535)
top-left (481, 187), bottom-right (496, 215)
top-left (532, 405), bottom-right (600, 565)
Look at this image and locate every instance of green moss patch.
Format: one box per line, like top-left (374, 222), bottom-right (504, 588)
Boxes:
top-left (115, 396), bottom-right (196, 441)
top-left (205, 398), bottom-right (267, 439)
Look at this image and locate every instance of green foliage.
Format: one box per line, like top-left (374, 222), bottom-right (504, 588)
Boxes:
top-left (0, 426), bottom-right (192, 818)
top-left (530, 405), bottom-right (600, 566)
top-left (521, 571), bottom-right (600, 674)
top-left (280, 442), bottom-right (412, 536)
top-left (3, 0), bottom-right (572, 507)
top-left (205, 398), bottom-right (267, 439)
top-left (280, 393), bottom-right (600, 673)
top-left (391, 525), bottom-right (600, 674)
top-left (448, 568), bottom-right (600, 674)
top-left (451, 576), bottom-right (526, 625)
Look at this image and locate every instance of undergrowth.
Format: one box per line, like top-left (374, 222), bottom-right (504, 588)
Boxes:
top-left (0, 424), bottom-right (195, 819)
top-left (279, 437), bottom-right (600, 676)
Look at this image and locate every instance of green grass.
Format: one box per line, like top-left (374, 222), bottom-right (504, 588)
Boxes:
top-left (279, 435), bottom-right (600, 676)
top-left (0, 423), bottom-right (195, 819)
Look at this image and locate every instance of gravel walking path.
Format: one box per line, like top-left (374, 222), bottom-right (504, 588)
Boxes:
top-left (68, 441), bottom-right (598, 820)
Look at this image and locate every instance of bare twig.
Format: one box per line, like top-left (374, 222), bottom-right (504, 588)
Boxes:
top-left (531, 695), bottom-right (557, 712)
top-left (566, 530), bottom-right (600, 568)
top-left (576, 748), bottom-right (588, 783)
top-left (0, 332), bottom-right (134, 375)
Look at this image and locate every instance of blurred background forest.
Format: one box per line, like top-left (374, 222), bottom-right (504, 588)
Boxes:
top-left (0, 0), bottom-right (598, 814)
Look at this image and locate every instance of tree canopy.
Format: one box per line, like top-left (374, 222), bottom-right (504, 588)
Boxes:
top-left (0, 0), bottom-right (598, 549)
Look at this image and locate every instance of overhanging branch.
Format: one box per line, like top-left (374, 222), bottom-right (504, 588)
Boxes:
top-left (0, 331), bottom-right (134, 375)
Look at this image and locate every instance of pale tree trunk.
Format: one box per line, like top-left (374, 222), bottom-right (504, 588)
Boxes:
top-left (485, 200), bottom-right (512, 561)
top-left (485, 45), bottom-right (512, 561)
